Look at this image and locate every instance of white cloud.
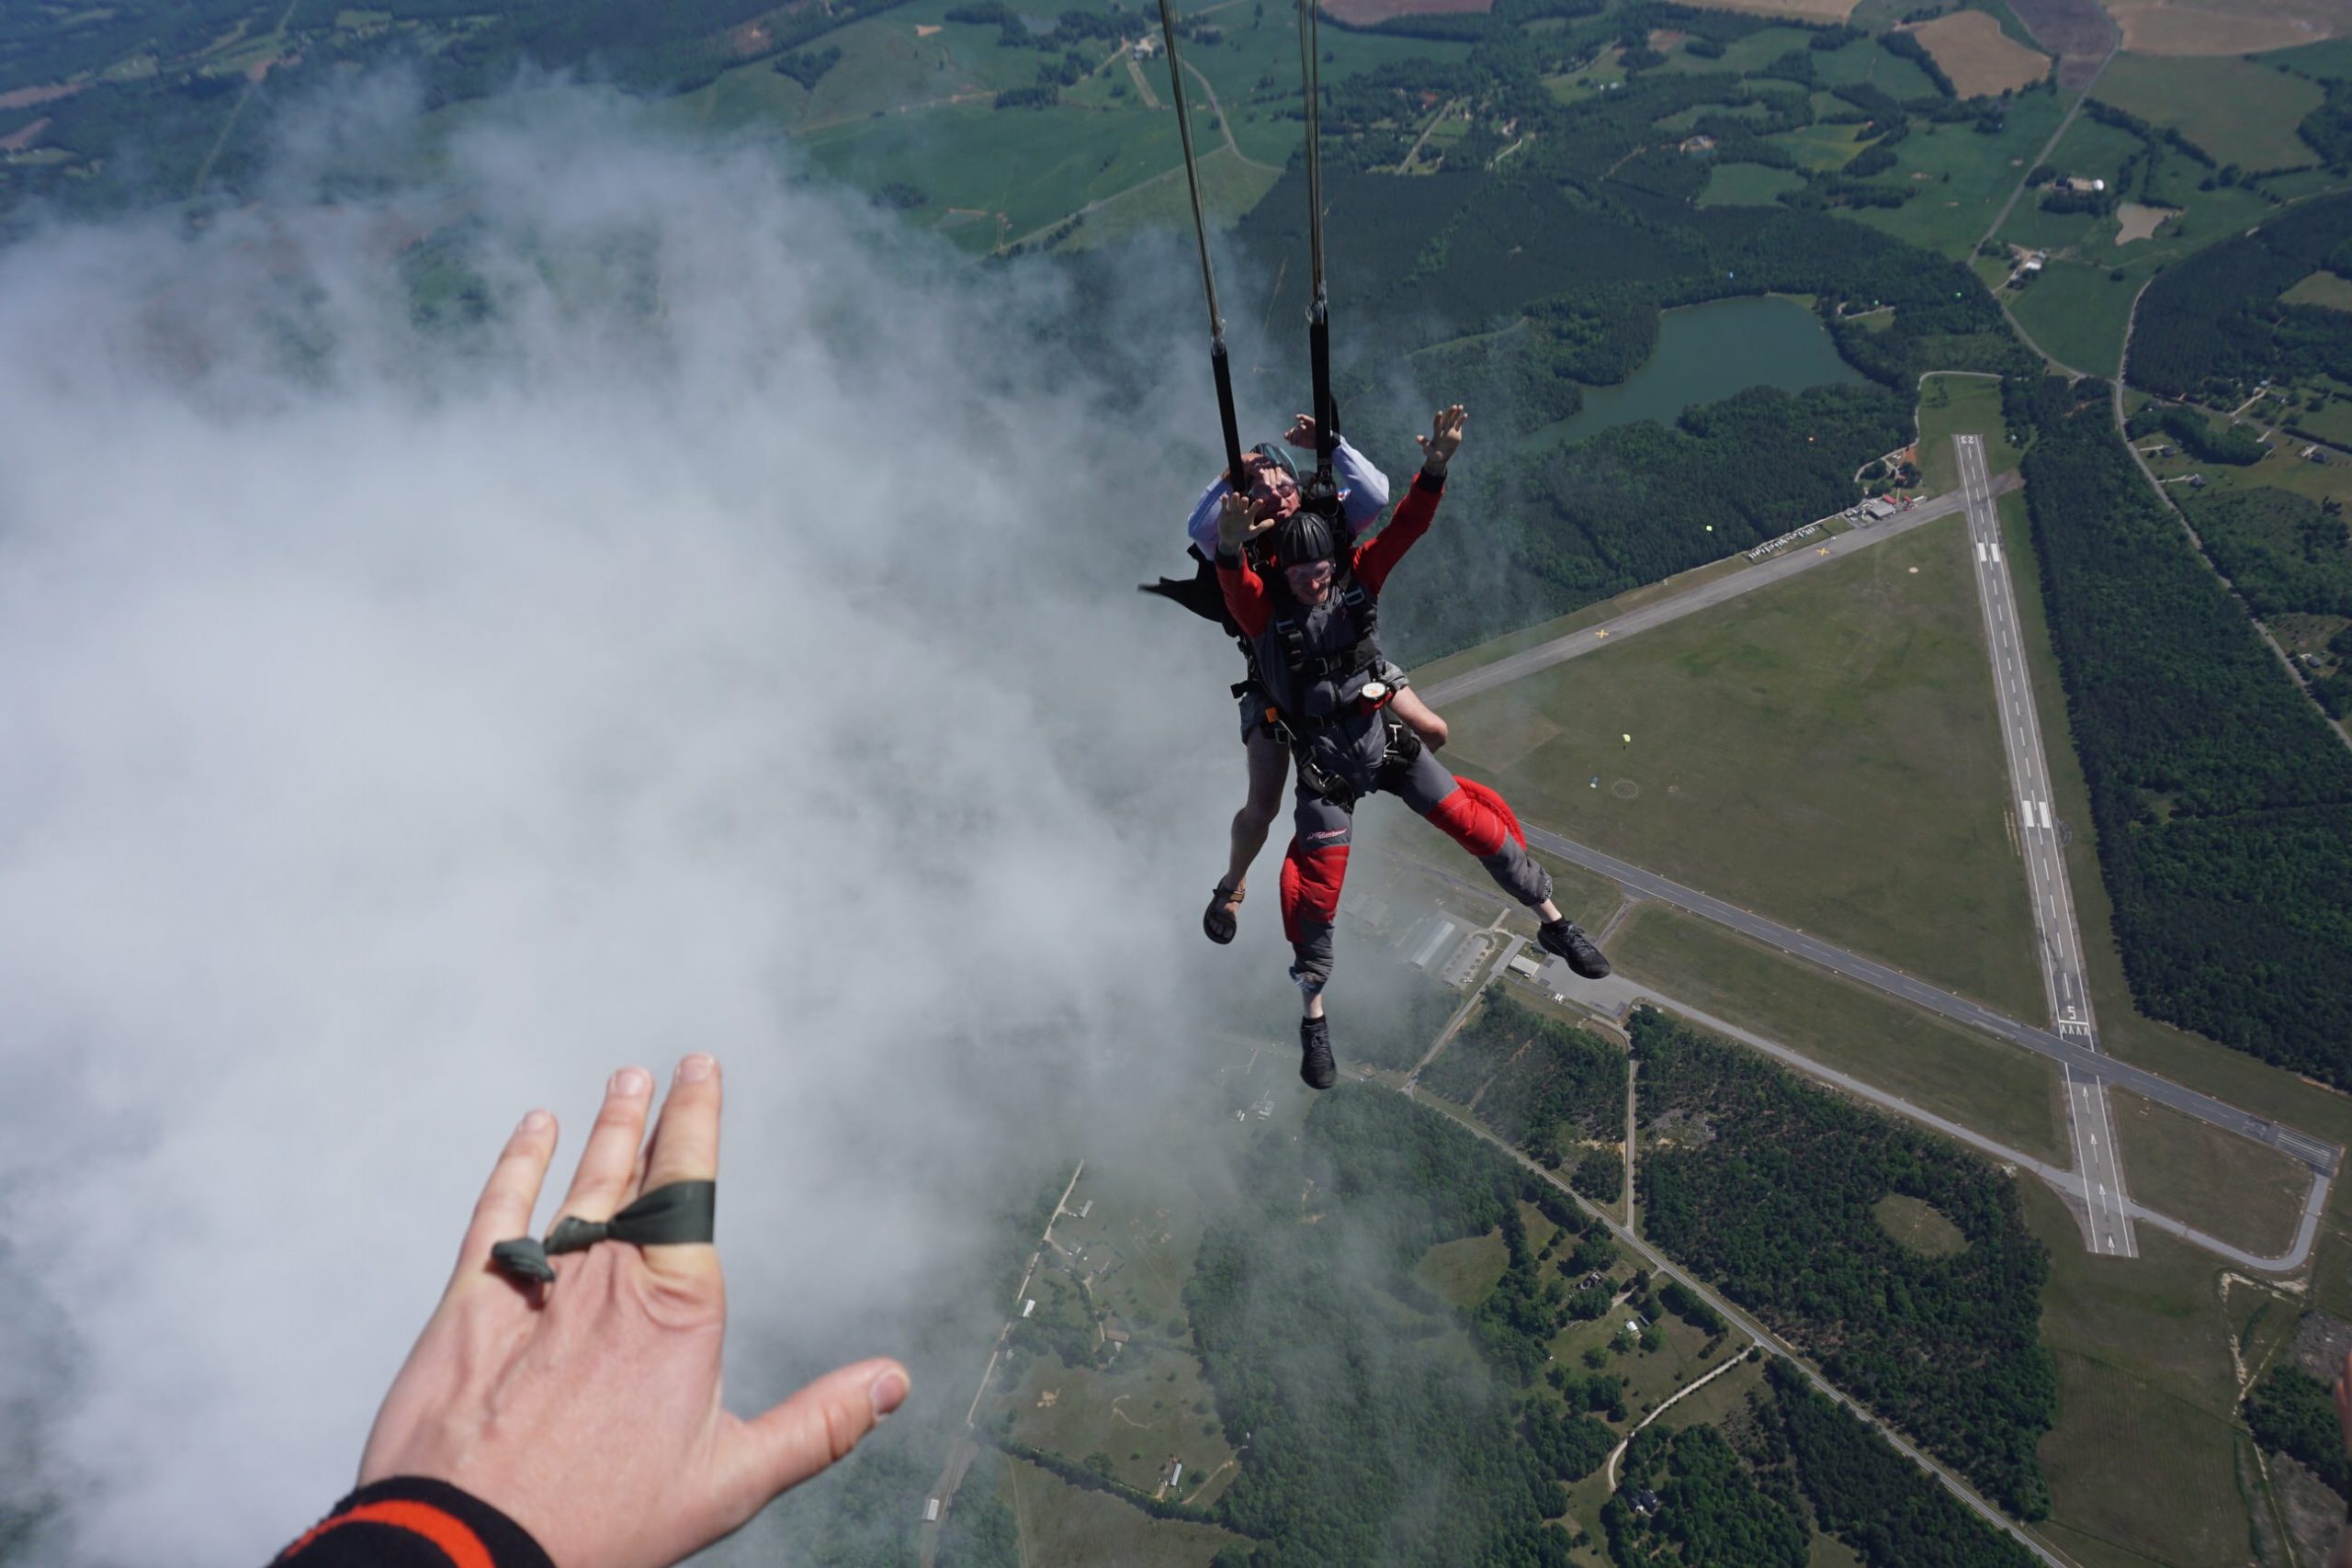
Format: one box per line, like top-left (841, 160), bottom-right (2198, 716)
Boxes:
top-left (0, 85), bottom-right (1270, 1563)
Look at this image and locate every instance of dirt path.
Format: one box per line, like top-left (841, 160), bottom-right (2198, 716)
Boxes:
top-left (1602, 1351), bottom-right (1750, 1490)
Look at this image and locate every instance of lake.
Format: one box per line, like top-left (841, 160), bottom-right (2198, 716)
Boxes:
top-left (1532, 294), bottom-right (1865, 448)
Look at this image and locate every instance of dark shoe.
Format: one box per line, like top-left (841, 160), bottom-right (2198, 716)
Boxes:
top-left (1538, 918), bottom-right (1611, 979)
top-left (1204, 880), bottom-right (1243, 945)
top-left (1299, 1015), bottom-right (1337, 1090)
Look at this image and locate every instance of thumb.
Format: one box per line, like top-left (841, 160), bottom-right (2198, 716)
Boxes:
top-left (722, 1358), bottom-right (910, 1507)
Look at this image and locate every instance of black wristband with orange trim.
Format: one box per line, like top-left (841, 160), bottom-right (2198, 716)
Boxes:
top-left (274, 1477), bottom-right (553, 1568)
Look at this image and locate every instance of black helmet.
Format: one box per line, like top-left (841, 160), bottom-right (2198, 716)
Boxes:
top-left (1273, 509), bottom-right (1338, 568)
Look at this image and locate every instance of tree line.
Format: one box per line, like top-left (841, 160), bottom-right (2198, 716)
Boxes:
top-left (2018, 379), bottom-right (2352, 1082)
top-left (1631, 1009), bottom-right (2057, 1519)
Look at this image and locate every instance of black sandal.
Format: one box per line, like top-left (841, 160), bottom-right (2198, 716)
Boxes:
top-left (1204, 880), bottom-right (1244, 944)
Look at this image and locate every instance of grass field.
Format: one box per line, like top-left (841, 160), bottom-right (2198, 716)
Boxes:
top-left (2037, 1349), bottom-right (2252, 1568)
top-left (1658, 24), bottom-right (1819, 74)
top-left (1408, 552), bottom-right (1758, 692)
top-left (1873, 1192), bottom-right (1970, 1254)
top-left (1068, 143), bottom-right (1282, 249)
top-left (1916, 373), bottom-right (2018, 493)
top-left (1446, 513), bottom-right (2047, 1020)
top-left (1810, 36), bottom-right (1942, 98)
top-left (2007, 258), bottom-right (2139, 377)
top-left (2284, 269), bottom-right (2352, 311)
top-left (2109, 1090), bottom-right (2312, 1259)
top-left (1768, 118), bottom-right (1875, 172)
top-left (1696, 160), bottom-right (1805, 206)
top-left (1419, 1227), bottom-right (1510, 1306)
top-left (2093, 52), bottom-right (2324, 172)
top-left (2020, 1172), bottom-right (2258, 1568)
top-left (1001, 1452), bottom-right (1239, 1566)
top-left (797, 99), bottom-right (1190, 253)
top-left (1908, 9), bottom-right (2052, 96)
top-left (1656, 99), bottom-right (1771, 130)
top-left (1843, 88), bottom-right (2074, 259)
top-left (686, 0), bottom-right (1464, 253)
top-left (2266, 36), bottom-right (2352, 83)
top-left (2144, 425), bottom-right (2352, 511)
top-left (1609, 906), bottom-right (2067, 1161)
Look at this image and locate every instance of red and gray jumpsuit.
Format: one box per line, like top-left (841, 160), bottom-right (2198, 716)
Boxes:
top-left (1215, 467), bottom-right (1554, 992)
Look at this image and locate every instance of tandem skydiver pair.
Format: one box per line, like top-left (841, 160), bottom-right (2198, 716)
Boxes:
top-left (1138, 0), bottom-right (1607, 1093)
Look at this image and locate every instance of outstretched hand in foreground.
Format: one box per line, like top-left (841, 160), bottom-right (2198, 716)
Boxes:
top-left (350, 1055), bottom-right (908, 1568)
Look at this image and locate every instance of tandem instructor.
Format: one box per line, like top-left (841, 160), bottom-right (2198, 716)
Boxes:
top-left (272, 1055), bottom-right (908, 1568)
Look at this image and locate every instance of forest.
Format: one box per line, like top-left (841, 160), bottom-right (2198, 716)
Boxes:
top-left (2018, 381), bottom-right (2352, 1082)
top-left (2245, 1363), bottom-right (2351, 1498)
top-left (2179, 488), bottom-right (2352, 621)
top-left (1767, 1362), bottom-right (2039, 1567)
top-left (1631, 1010), bottom-right (2055, 1519)
top-left (2128, 194), bottom-right (2352, 401)
top-left (1602, 1421), bottom-right (1807, 1568)
top-left (1420, 994), bottom-right (1625, 1165)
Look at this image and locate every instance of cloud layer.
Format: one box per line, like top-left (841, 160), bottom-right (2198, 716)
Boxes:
top-left (0, 84), bottom-right (1264, 1563)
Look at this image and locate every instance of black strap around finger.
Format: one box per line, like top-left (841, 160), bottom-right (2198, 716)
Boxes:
top-left (490, 1179), bottom-right (716, 1285)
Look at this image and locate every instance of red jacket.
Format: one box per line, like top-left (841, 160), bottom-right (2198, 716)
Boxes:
top-left (1215, 468), bottom-right (1444, 637)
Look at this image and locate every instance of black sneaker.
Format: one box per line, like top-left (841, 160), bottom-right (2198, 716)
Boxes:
top-left (1538, 918), bottom-right (1611, 979)
top-left (1299, 1015), bottom-right (1338, 1090)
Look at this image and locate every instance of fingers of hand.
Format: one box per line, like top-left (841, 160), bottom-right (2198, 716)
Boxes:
top-left (729, 1359), bottom-right (910, 1507)
top-left (554, 1067), bottom-right (656, 1224)
top-left (453, 1110), bottom-right (560, 1289)
top-left (641, 1055), bottom-right (722, 1199)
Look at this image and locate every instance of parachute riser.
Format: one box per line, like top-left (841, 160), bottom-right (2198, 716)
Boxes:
top-left (1296, 0), bottom-right (1338, 514)
top-left (1159, 0), bottom-right (1248, 488)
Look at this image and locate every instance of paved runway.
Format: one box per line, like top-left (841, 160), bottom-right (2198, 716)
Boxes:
top-left (1520, 824), bottom-right (2341, 1176)
top-left (1955, 433), bottom-right (2135, 1256)
top-left (1420, 479), bottom-right (2016, 708)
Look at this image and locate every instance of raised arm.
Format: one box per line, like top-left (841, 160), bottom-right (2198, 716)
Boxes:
top-left (1211, 491), bottom-right (1276, 637)
top-left (1352, 406), bottom-right (1464, 595)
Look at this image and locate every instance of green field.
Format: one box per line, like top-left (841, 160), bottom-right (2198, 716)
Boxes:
top-left (2093, 53), bottom-right (2324, 174)
top-left (1809, 36), bottom-right (1939, 100)
top-left (1448, 514), bottom-right (2046, 1020)
top-left (683, 0), bottom-right (1464, 252)
top-left (796, 98), bottom-right (1191, 252)
top-left (2037, 1349), bottom-right (2252, 1568)
top-left (2143, 426), bottom-right (2352, 512)
top-left (1846, 88), bottom-right (2073, 258)
top-left (1915, 373), bottom-right (2018, 494)
top-left (1419, 1227), bottom-right (1510, 1306)
top-left (1001, 1453), bottom-right (1238, 1566)
top-left (2020, 1175), bottom-right (2258, 1568)
top-left (1609, 906), bottom-right (2066, 1162)
top-left (1769, 118), bottom-right (1874, 172)
top-left (1873, 1192), bottom-right (1969, 1255)
top-left (1656, 100), bottom-right (1770, 132)
top-left (2284, 270), bottom-right (2352, 311)
top-left (2267, 36), bottom-right (2352, 81)
top-left (1696, 160), bottom-right (1804, 207)
top-left (2109, 1090), bottom-right (2312, 1260)
top-left (2007, 258), bottom-right (2139, 377)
